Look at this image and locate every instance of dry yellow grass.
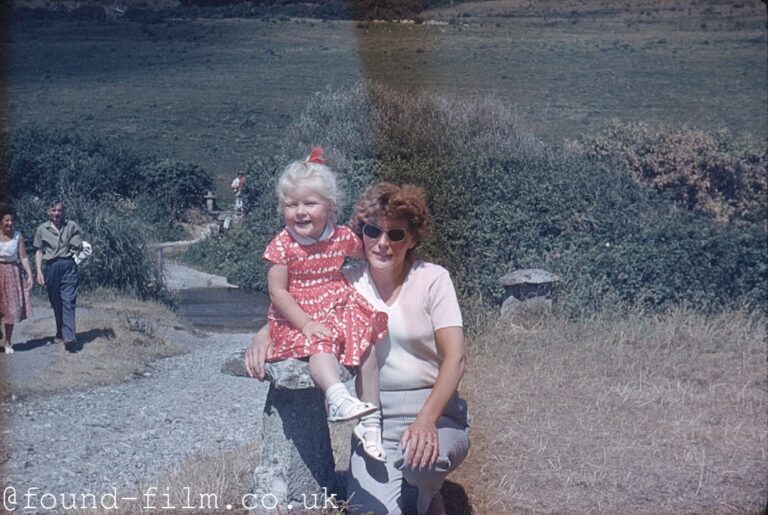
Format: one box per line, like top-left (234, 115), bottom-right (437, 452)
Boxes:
top-left (453, 307), bottom-right (767, 513)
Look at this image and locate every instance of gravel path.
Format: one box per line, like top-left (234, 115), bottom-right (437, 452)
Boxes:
top-left (1, 262), bottom-right (269, 509)
top-left (2, 328), bottom-right (267, 502)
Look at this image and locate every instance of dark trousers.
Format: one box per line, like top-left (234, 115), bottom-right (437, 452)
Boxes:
top-left (44, 259), bottom-right (79, 341)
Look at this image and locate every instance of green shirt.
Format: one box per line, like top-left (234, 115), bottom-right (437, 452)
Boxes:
top-left (33, 220), bottom-right (83, 262)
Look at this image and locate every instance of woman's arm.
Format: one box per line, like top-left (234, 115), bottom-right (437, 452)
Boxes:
top-left (18, 235), bottom-right (33, 290)
top-left (401, 326), bottom-right (466, 469)
top-left (267, 264), bottom-right (330, 340)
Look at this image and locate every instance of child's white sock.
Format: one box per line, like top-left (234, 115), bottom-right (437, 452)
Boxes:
top-left (360, 409), bottom-right (382, 429)
top-left (325, 382), bottom-right (347, 407)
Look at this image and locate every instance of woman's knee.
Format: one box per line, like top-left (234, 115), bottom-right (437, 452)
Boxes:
top-left (400, 462), bottom-right (449, 489)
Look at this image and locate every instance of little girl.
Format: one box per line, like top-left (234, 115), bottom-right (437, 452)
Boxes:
top-left (263, 147), bottom-right (387, 462)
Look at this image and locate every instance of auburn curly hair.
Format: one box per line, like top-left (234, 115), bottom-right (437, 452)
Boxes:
top-left (349, 183), bottom-right (430, 252)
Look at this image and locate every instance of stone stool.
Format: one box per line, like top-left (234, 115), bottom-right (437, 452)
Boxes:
top-left (498, 268), bottom-right (560, 318)
top-left (222, 352), bottom-right (353, 512)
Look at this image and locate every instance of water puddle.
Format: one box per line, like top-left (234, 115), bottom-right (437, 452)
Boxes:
top-left (176, 287), bottom-right (270, 333)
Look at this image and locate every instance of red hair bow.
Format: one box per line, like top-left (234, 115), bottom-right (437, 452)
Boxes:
top-left (306, 146), bottom-right (327, 164)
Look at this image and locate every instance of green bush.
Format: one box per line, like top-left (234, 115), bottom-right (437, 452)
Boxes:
top-left (202, 83), bottom-right (766, 314)
top-left (8, 129), bottom-right (212, 221)
top-left (6, 128), bottom-right (213, 301)
top-left (8, 129), bottom-right (142, 201)
top-left (136, 158), bottom-right (213, 219)
top-left (573, 122), bottom-right (767, 226)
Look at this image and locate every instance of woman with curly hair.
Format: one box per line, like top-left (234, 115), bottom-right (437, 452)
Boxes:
top-left (246, 182), bottom-right (470, 515)
top-left (0, 205), bottom-right (34, 354)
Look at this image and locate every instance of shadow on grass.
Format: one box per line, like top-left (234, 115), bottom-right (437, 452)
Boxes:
top-left (443, 480), bottom-right (471, 515)
top-left (13, 328), bottom-right (116, 353)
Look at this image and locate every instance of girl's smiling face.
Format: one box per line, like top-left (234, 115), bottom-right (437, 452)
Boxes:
top-left (282, 184), bottom-right (333, 241)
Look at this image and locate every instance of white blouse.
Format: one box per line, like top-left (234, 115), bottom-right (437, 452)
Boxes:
top-left (0, 231), bottom-right (21, 263)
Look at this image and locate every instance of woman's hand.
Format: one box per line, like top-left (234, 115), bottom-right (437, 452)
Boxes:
top-left (25, 275), bottom-right (33, 290)
top-left (301, 321), bottom-right (332, 341)
top-left (399, 327), bottom-right (466, 471)
top-left (400, 415), bottom-right (439, 470)
top-left (244, 326), bottom-right (272, 380)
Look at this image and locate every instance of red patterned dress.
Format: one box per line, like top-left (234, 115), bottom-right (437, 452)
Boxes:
top-left (263, 225), bottom-right (388, 366)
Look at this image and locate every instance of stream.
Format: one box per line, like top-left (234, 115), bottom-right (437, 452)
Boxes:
top-left (163, 257), bottom-right (271, 333)
top-left (176, 287), bottom-right (270, 333)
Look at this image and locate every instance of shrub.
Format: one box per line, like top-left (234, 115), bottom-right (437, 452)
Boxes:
top-left (573, 121), bottom-right (768, 226)
top-left (377, 152), bottom-right (766, 312)
top-left (136, 158), bottom-right (213, 218)
top-left (8, 128), bottom-right (212, 226)
top-left (188, 83), bottom-right (766, 314)
top-left (8, 129), bottom-right (142, 202)
top-left (6, 128), bottom-right (213, 301)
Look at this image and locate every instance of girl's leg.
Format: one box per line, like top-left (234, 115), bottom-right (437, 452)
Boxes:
top-left (355, 346), bottom-right (386, 461)
top-left (311, 352), bottom-right (376, 422)
top-left (308, 352), bottom-right (341, 391)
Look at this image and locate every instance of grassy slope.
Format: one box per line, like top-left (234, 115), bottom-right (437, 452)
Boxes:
top-left (7, 1), bottom-right (765, 198)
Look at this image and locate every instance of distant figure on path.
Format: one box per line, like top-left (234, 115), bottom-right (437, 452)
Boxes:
top-left (0, 205), bottom-right (34, 354)
top-left (231, 173), bottom-right (246, 212)
top-left (33, 200), bottom-right (84, 348)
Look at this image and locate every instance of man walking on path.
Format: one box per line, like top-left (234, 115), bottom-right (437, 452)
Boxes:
top-left (33, 200), bottom-right (83, 348)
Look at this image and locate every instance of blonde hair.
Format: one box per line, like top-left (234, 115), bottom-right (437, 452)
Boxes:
top-left (276, 159), bottom-right (342, 222)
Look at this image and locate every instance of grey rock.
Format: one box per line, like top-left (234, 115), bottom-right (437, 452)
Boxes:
top-left (498, 268), bottom-right (560, 286)
top-left (499, 268), bottom-right (560, 304)
top-left (221, 352), bottom-right (351, 511)
top-left (251, 385), bottom-right (338, 513)
top-left (221, 351), bottom-right (354, 389)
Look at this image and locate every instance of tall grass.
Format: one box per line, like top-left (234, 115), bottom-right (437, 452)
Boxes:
top-left (457, 306), bottom-right (767, 512)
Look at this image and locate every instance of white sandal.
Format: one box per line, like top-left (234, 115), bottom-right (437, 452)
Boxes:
top-left (3, 344), bottom-right (13, 354)
top-left (327, 392), bottom-right (377, 422)
top-left (353, 422), bottom-right (387, 463)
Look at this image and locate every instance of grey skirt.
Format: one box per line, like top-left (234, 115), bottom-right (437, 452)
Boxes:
top-left (347, 388), bottom-right (470, 515)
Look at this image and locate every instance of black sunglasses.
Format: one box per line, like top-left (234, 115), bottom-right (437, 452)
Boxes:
top-left (362, 223), bottom-right (407, 242)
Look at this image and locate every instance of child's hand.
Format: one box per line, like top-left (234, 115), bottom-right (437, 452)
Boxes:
top-left (302, 321), bottom-right (332, 341)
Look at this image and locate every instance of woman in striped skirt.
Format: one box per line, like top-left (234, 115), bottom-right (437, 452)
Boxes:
top-left (0, 205), bottom-right (34, 354)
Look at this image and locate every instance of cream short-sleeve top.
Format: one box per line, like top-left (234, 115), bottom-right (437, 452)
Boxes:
top-left (343, 260), bottom-right (463, 391)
